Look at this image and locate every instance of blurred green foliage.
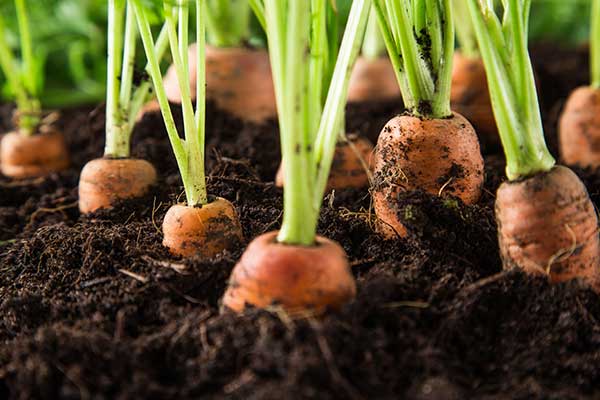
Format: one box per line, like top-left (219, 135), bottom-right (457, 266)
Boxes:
top-left (0, 0), bottom-right (108, 108)
top-left (529, 0), bottom-right (592, 45)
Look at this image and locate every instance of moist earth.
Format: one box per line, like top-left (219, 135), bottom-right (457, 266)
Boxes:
top-left (0, 45), bottom-right (599, 399)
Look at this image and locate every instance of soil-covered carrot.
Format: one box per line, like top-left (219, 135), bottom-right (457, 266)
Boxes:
top-left (151, 0), bottom-right (277, 124)
top-left (0, 0), bottom-right (69, 178)
top-left (559, 0), bottom-right (600, 168)
top-left (450, 0), bottom-right (498, 149)
top-left (223, 0), bottom-right (372, 314)
top-left (134, 0), bottom-right (242, 257)
top-left (371, 0), bottom-right (484, 239)
top-left (78, 1), bottom-right (169, 214)
top-left (468, 0), bottom-right (600, 289)
top-left (348, 9), bottom-right (400, 103)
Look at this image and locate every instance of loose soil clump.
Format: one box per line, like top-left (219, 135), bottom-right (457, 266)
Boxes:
top-left (1, 46), bottom-right (600, 399)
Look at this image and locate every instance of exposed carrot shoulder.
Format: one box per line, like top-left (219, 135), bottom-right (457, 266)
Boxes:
top-left (222, 231), bottom-right (356, 315)
top-left (559, 86), bottom-right (600, 168)
top-left (162, 197), bottom-right (243, 258)
top-left (78, 158), bottom-right (157, 214)
top-left (496, 165), bottom-right (600, 289)
top-left (1, 129), bottom-right (69, 179)
top-left (372, 112), bottom-right (484, 238)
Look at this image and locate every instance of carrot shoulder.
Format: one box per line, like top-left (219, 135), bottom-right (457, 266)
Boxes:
top-left (0, 129), bottom-right (69, 179)
top-left (372, 113), bottom-right (484, 238)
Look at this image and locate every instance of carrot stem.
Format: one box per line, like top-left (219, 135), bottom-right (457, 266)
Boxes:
top-left (592, 0), bottom-right (600, 88)
top-left (466, 0), bottom-right (555, 180)
top-left (0, 2), bottom-right (41, 136)
top-left (361, 8), bottom-right (385, 60)
top-left (134, 0), bottom-right (208, 207)
top-left (256, 0), bottom-right (371, 246)
top-left (205, 0), bottom-right (250, 47)
top-left (104, 0), bottom-right (127, 157)
top-left (453, 0), bottom-right (478, 58)
top-left (373, 0), bottom-right (452, 118)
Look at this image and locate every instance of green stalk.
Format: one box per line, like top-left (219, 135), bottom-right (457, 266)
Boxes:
top-left (374, 0), bottom-right (455, 118)
top-left (0, 1), bottom-right (41, 135)
top-left (134, 0), bottom-right (207, 206)
top-left (592, 0), bottom-right (600, 88)
top-left (361, 6), bottom-right (385, 60)
top-left (275, 0), bottom-right (314, 246)
top-left (205, 0), bottom-right (250, 47)
top-left (128, 26), bottom-right (169, 124)
top-left (104, 0), bottom-right (126, 157)
top-left (15, 0), bottom-right (37, 97)
top-left (453, 0), bottom-right (478, 58)
top-left (313, 0), bottom-right (372, 209)
top-left (0, 13), bottom-right (29, 114)
top-left (467, 0), bottom-right (554, 180)
top-left (256, 0), bottom-right (371, 245)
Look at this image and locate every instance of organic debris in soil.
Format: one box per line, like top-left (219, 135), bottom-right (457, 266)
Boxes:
top-left (1, 46), bottom-right (600, 400)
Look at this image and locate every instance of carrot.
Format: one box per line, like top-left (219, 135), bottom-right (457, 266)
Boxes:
top-left (468, 0), bottom-right (600, 288)
top-left (222, 0), bottom-right (371, 313)
top-left (559, 0), bottom-right (600, 168)
top-left (0, 128), bottom-right (69, 178)
top-left (372, 113), bottom-right (483, 238)
top-left (496, 166), bottom-right (600, 285)
top-left (78, 158), bottom-right (156, 213)
top-left (559, 87), bottom-right (600, 168)
top-left (135, 0), bottom-right (244, 258)
top-left (0, 2), bottom-right (69, 179)
top-left (222, 231), bottom-right (355, 314)
top-left (275, 134), bottom-right (374, 190)
top-left (348, 56), bottom-right (401, 103)
top-left (78, 1), bottom-right (168, 214)
top-left (162, 197), bottom-right (243, 257)
top-left (450, 52), bottom-right (498, 148)
top-left (371, 0), bottom-right (484, 239)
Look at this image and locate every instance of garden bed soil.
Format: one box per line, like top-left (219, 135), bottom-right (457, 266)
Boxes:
top-left (1, 45), bottom-right (599, 399)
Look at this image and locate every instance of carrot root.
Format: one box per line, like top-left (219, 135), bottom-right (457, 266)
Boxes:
top-left (496, 165), bottom-right (600, 289)
top-left (559, 86), bottom-right (600, 168)
top-left (78, 158), bottom-right (157, 214)
top-left (372, 112), bottom-right (484, 238)
top-left (222, 231), bottom-right (356, 315)
top-left (0, 130), bottom-right (69, 179)
top-left (162, 197), bottom-right (243, 258)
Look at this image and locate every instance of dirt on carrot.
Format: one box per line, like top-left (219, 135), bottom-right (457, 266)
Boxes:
top-left (1, 46), bottom-right (600, 399)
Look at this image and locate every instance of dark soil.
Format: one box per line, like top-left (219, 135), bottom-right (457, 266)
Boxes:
top-left (0, 45), bottom-right (599, 399)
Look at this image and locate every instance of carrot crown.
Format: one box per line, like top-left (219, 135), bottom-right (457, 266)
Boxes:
top-left (467, 0), bottom-right (555, 181)
top-left (453, 0), bottom-right (478, 58)
top-left (205, 0), bottom-right (251, 47)
top-left (0, 0), bottom-right (41, 136)
top-left (251, 0), bottom-right (371, 246)
top-left (104, 0), bottom-right (169, 158)
top-left (592, 0), bottom-right (600, 88)
top-left (135, 0), bottom-right (208, 207)
top-left (373, 0), bottom-right (454, 118)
